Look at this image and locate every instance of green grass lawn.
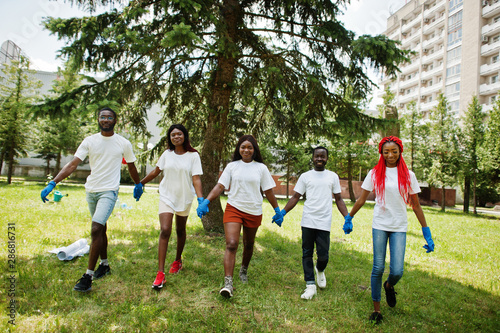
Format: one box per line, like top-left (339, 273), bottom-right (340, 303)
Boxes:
top-left (1, 183), bottom-right (499, 332)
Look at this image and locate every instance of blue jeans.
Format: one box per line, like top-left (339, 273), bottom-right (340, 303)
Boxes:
top-left (302, 227), bottom-right (330, 283)
top-left (86, 191), bottom-right (118, 225)
top-left (371, 228), bottom-right (406, 302)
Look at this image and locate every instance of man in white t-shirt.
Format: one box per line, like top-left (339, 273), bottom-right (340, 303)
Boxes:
top-left (40, 107), bottom-right (141, 292)
top-left (279, 147), bottom-right (348, 300)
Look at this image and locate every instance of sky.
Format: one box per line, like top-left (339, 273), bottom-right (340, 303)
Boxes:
top-left (0, 0), bottom-right (406, 107)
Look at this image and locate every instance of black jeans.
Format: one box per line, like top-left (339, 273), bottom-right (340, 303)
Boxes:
top-left (301, 226), bottom-right (330, 283)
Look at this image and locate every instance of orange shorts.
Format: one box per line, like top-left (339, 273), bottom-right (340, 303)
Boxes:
top-left (223, 203), bottom-right (262, 228)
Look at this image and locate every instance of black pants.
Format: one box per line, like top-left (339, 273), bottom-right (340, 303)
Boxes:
top-left (301, 226), bottom-right (330, 283)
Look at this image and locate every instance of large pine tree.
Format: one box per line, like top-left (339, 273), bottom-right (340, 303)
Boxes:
top-left (43, 0), bottom-right (409, 231)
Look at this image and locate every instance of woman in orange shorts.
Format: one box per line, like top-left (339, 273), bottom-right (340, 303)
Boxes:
top-left (197, 135), bottom-right (284, 298)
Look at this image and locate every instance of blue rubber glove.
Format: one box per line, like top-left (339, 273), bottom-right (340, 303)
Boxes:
top-left (133, 183), bottom-right (144, 201)
top-left (343, 214), bottom-right (353, 234)
top-left (272, 207), bottom-right (284, 227)
top-left (41, 181), bottom-right (56, 203)
top-left (422, 227), bottom-right (435, 253)
top-left (197, 197), bottom-right (204, 205)
top-left (197, 198), bottom-right (210, 218)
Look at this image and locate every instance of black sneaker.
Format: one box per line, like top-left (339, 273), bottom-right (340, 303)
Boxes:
top-left (94, 264), bottom-right (111, 280)
top-left (369, 311), bottom-right (383, 325)
top-left (74, 273), bottom-right (92, 292)
top-left (384, 281), bottom-right (397, 307)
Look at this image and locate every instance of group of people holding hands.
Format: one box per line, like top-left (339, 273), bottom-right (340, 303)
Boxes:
top-left (41, 107), bottom-right (435, 324)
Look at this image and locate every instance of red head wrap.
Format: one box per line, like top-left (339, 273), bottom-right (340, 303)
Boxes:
top-left (371, 136), bottom-right (412, 206)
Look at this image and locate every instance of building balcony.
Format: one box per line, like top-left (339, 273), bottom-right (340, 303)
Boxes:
top-left (480, 39), bottom-right (500, 56)
top-left (402, 13), bottom-right (423, 33)
top-left (480, 61), bottom-right (500, 76)
top-left (423, 14), bottom-right (445, 34)
top-left (399, 76), bottom-right (420, 89)
top-left (399, 90), bottom-right (419, 104)
top-left (482, 0), bottom-right (500, 19)
top-left (388, 31), bottom-right (400, 41)
top-left (420, 83), bottom-right (442, 95)
top-left (401, 59), bottom-right (420, 75)
top-left (480, 81), bottom-right (500, 95)
top-left (482, 19), bottom-right (500, 36)
top-left (419, 100), bottom-right (439, 111)
top-left (481, 104), bottom-right (494, 112)
top-left (421, 64), bottom-right (444, 79)
top-left (421, 48), bottom-right (444, 64)
top-left (423, 0), bottom-right (446, 19)
top-left (422, 32), bottom-right (444, 49)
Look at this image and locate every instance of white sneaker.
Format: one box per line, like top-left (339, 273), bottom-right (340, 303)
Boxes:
top-left (315, 266), bottom-right (326, 289)
top-left (300, 284), bottom-right (317, 300)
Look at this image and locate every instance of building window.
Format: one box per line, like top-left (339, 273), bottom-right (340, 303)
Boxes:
top-left (492, 96), bottom-right (497, 103)
top-left (446, 82), bottom-right (460, 98)
top-left (447, 46), bottom-right (462, 62)
top-left (448, 28), bottom-right (462, 46)
top-left (493, 35), bottom-right (500, 43)
top-left (449, 0), bottom-right (463, 12)
top-left (428, 80), bottom-right (433, 86)
top-left (446, 64), bottom-right (461, 79)
top-left (494, 16), bottom-right (500, 23)
top-left (448, 11), bottom-right (463, 31)
top-left (492, 75), bottom-right (499, 84)
top-left (492, 55), bottom-right (499, 64)
top-left (450, 100), bottom-right (460, 113)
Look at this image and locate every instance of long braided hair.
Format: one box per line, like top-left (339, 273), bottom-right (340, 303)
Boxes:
top-left (371, 136), bottom-right (412, 206)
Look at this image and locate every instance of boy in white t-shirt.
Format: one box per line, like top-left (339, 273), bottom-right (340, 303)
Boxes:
top-left (277, 147), bottom-right (348, 300)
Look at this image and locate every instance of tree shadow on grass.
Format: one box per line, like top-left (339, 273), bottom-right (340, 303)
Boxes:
top-left (11, 222), bottom-right (500, 333)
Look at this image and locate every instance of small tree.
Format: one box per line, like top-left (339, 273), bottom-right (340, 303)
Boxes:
top-left (478, 96), bottom-right (500, 205)
top-left (377, 87), bottom-right (399, 137)
top-left (458, 95), bottom-right (485, 214)
top-left (33, 65), bottom-right (93, 177)
top-left (400, 100), bottom-right (431, 180)
top-left (427, 94), bottom-right (459, 212)
top-left (0, 58), bottom-right (42, 183)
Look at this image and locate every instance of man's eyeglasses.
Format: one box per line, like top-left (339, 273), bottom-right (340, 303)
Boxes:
top-left (99, 116), bottom-right (115, 121)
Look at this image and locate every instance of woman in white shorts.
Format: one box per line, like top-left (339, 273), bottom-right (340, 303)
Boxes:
top-left (139, 124), bottom-right (204, 289)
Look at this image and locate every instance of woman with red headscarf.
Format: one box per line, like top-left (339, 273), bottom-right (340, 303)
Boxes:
top-left (346, 136), bottom-right (434, 324)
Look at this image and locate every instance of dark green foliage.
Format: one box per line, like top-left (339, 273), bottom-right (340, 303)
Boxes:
top-left (42, 0), bottom-right (410, 230)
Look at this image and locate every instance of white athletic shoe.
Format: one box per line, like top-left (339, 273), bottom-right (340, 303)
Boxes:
top-left (315, 266), bottom-right (326, 289)
top-left (300, 284), bottom-right (317, 300)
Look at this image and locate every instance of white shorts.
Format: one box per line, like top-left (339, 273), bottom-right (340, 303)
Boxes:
top-left (159, 200), bottom-right (191, 216)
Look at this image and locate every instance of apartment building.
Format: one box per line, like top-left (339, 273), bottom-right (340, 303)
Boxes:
top-left (379, 0), bottom-right (500, 118)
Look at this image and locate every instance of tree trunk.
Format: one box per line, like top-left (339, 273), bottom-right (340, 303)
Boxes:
top-left (473, 174), bottom-right (477, 215)
top-left (199, 0), bottom-right (240, 233)
top-left (45, 157), bottom-right (51, 177)
top-left (463, 176), bottom-right (470, 214)
top-left (286, 153), bottom-right (290, 199)
top-left (0, 150), bottom-right (4, 176)
top-left (54, 151), bottom-right (62, 177)
top-left (7, 148), bottom-right (14, 185)
top-left (441, 185), bottom-right (446, 212)
top-left (347, 152), bottom-right (355, 202)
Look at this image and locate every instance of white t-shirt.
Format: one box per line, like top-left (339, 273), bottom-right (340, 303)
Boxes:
top-left (361, 167), bottom-right (421, 232)
top-left (74, 133), bottom-right (136, 192)
top-left (293, 170), bottom-right (342, 232)
top-left (157, 150), bottom-right (203, 212)
top-left (218, 160), bottom-right (276, 216)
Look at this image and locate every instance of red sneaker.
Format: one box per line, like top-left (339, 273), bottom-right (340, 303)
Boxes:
top-left (152, 271), bottom-right (165, 289)
top-left (169, 260), bottom-right (182, 274)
